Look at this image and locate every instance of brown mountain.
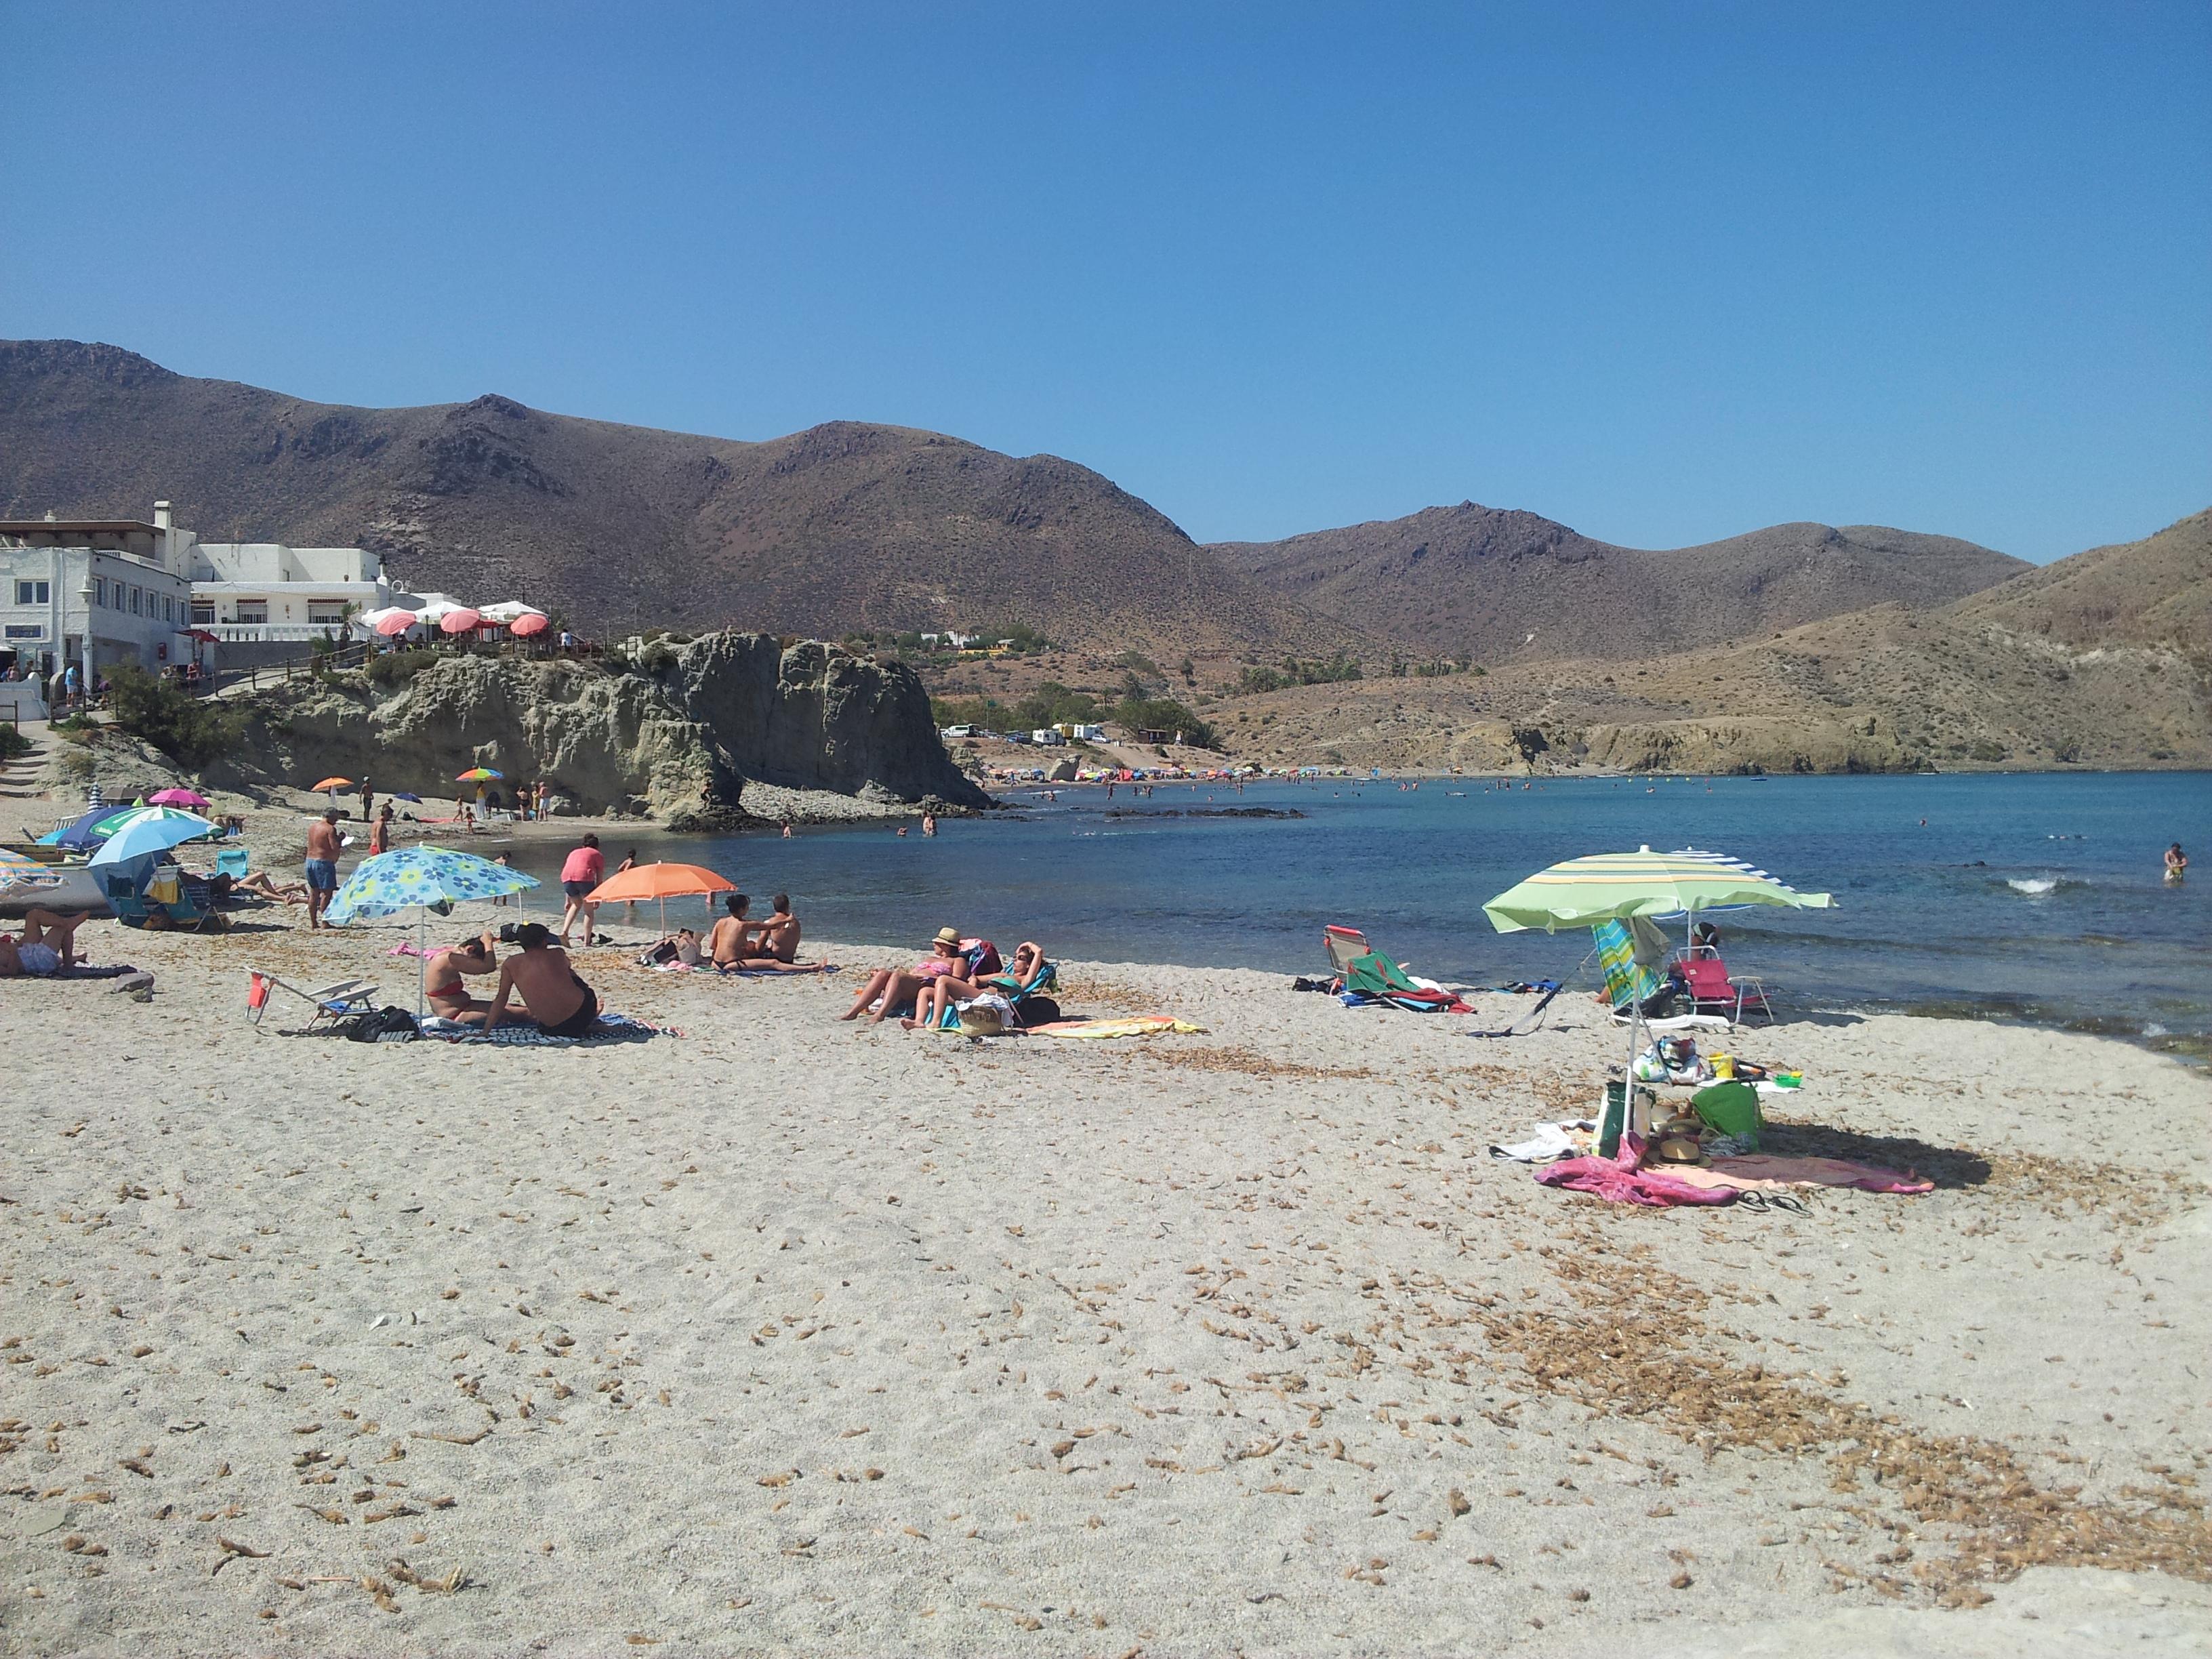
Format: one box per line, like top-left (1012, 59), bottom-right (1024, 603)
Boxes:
top-left (1212, 510), bottom-right (2212, 774)
top-left (1211, 500), bottom-right (2029, 663)
top-left (0, 340), bottom-right (1350, 658)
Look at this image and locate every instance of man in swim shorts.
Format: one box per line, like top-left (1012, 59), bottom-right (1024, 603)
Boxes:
top-left (558, 834), bottom-right (605, 947)
top-left (485, 922), bottom-right (600, 1037)
top-left (304, 809), bottom-right (342, 930)
top-left (0, 907), bottom-right (91, 976)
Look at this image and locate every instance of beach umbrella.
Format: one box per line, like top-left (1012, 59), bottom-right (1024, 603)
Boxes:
top-left (455, 766), bottom-right (503, 783)
top-left (148, 787), bottom-right (211, 808)
top-left (0, 847), bottom-right (64, 893)
top-left (1485, 846), bottom-right (1833, 1155)
top-left (586, 860), bottom-right (735, 937)
top-left (369, 609), bottom-right (417, 638)
top-left (87, 807), bottom-right (218, 867)
top-left (39, 806), bottom-right (132, 848)
top-left (392, 792), bottom-right (424, 804)
top-left (510, 613), bottom-right (550, 638)
top-left (325, 845), bottom-right (541, 1015)
top-left (439, 608), bottom-right (484, 636)
top-left (477, 600), bottom-right (544, 625)
top-left (309, 776), bottom-right (352, 798)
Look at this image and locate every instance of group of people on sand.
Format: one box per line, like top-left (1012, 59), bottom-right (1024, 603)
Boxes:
top-left (422, 922), bottom-right (602, 1036)
top-left (840, 930), bottom-right (1048, 1031)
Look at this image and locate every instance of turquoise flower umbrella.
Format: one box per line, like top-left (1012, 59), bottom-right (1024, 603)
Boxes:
top-left (325, 845), bottom-right (540, 1015)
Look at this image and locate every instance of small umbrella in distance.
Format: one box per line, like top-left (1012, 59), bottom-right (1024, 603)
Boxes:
top-left (586, 861), bottom-right (735, 938)
top-left (439, 609), bottom-right (484, 636)
top-left (510, 613), bottom-right (550, 638)
top-left (455, 767), bottom-right (503, 782)
top-left (148, 788), bottom-right (211, 808)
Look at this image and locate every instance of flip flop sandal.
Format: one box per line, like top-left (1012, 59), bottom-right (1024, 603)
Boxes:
top-left (1765, 1191), bottom-right (1811, 1216)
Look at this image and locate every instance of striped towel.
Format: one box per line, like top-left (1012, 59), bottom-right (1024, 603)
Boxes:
top-left (417, 1012), bottom-right (674, 1046)
top-left (1592, 920), bottom-right (1662, 1011)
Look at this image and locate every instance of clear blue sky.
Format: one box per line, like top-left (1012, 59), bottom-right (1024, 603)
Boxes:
top-left (5, 2), bottom-right (2207, 560)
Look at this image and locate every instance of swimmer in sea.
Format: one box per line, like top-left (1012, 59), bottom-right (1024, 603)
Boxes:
top-left (2167, 843), bottom-right (2188, 884)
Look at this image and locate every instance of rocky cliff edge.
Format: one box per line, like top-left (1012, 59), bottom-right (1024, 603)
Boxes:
top-left (209, 634), bottom-right (989, 825)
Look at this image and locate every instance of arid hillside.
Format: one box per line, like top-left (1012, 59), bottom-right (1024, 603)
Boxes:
top-left (1208, 512), bottom-right (2212, 774)
top-left (0, 340), bottom-right (1353, 660)
top-left (1212, 500), bottom-right (2028, 663)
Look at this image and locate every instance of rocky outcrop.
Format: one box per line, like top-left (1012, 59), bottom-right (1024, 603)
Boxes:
top-left (209, 634), bottom-right (989, 822)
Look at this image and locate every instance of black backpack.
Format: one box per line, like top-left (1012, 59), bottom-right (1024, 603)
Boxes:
top-left (344, 1005), bottom-right (420, 1043)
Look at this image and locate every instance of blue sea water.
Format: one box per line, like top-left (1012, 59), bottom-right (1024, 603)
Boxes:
top-left (499, 772), bottom-right (2212, 1040)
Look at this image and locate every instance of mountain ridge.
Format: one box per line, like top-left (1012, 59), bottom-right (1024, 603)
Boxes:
top-left (1211, 499), bottom-right (2030, 663)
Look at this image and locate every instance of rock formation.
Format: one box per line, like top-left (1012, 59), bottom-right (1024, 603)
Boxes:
top-left (205, 633), bottom-right (988, 823)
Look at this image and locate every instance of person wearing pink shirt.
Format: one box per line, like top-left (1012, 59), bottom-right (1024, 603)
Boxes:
top-left (558, 833), bottom-right (605, 947)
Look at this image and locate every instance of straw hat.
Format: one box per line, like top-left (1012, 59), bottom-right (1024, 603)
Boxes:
top-left (933, 926), bottom-right (961, 948)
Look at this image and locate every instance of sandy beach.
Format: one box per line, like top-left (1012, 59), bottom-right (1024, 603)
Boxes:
top-left (3, 888), bottom-right (2209, 1658)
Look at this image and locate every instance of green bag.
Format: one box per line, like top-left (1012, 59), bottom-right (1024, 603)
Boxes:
top-left (1690, 1080), bottom-right (1763, 1149)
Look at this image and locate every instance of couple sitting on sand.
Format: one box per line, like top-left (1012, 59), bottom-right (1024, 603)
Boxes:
top-left (424, 922), bottom-right (602, 1036)
top-left (840, 929), bottom-right (1047, 1031)
top-left (705, 893), bottom-right (830, 975)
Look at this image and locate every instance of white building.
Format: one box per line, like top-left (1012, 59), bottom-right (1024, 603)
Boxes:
top-left (188, 538), bottom-right (392, 644)
top-left (0, 506), bottom-right (197, 683)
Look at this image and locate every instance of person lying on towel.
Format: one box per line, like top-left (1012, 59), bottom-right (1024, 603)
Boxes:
top-left (484, 922), bottom-right (600, 1038)
top-left (0, 907), bottom-right (91, 977)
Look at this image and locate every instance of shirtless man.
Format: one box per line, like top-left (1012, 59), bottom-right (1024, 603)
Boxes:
top-left (0, 907), bottom-right (91, 977)
top-left (484, 923), bottom-right (600, 1037)
top-left (710, 893), bottom-right (830, 974)
top-left (424, 931), bottom-right (502, 1025)
top-left (304, 809), bottom-right (342, 930)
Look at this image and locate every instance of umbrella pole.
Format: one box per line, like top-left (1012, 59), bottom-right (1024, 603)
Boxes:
top-left (417, 908), bottom-right (426, 1019)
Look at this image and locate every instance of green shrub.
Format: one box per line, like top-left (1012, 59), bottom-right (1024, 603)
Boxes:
top-left (106, 662), bottom-right (244, 768)
top-left (0, 724), bottom-right (29, 760)
top-left (1969, 739), bottom-right (2007, 764)
top-left (366, 649), bottom-right (439, 690)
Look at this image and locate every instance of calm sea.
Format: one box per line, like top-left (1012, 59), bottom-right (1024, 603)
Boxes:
top-left (495, 772), bottom-right (2212, 1044)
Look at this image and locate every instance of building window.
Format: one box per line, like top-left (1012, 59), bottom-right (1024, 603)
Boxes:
top-left (95, 577), bottom-right (107, 607)
top-left (309, 604), bottom-right (348, 626)
top-left (163, 594), bottom-right (174, 623)
top-left (14, 580), bottom-right (50, 605)
top-left (234, 602), bottom-right (268, 624)
top-left (131, 586), bottom-right (142, 615)
top-left (190, 601), bottom-right (214, 626)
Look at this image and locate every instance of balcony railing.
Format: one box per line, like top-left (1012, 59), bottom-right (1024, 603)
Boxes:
top-left (203, 622), bottom-right (363, 642)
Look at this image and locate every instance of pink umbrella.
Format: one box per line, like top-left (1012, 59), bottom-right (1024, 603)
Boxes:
top-left (374, 611), bottom-right (415, 637)
top-left (149, 787), bottom-right (211, 808)
top-left (439, 608), bottom-right (483, 636)
top-left (510, 613), bottom-right (550, 638)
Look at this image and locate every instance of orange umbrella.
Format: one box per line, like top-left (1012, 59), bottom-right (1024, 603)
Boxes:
top-left (510, 612), bottom-right (550, 638)
top-left (585, 861), bottom-right (735, 936)
top-left (309, 776), bottom-right (352, 796)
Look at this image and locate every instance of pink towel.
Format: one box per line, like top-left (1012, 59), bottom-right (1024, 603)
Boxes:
top-left (1535, 1154), bottom-right (1737, 1207)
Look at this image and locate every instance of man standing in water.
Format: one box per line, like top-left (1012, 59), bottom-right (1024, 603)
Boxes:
top-left (2167, 843), bottom-right (2188, 883)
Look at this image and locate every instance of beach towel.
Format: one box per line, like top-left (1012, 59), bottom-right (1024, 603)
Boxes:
top-left (1488, 1120), bottom-right (1593, 1162)
top-left (1687, 1155), bottom-right (1931, 1195)
top-left (1535, 1153), bottom-right (1737, 1207)
top-left (1338, 951), bottom-right (1471, 1013)
top-left (1026, 1015), bottom-right (1207, 1039)
top-left (1592, 919), bottom-right (1665, 1012)
top-left (25, 962), bottom-right (140, 981)
top-left (415, 1012), bottom-right (676, 1046)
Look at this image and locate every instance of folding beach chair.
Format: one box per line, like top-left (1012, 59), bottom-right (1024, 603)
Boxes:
top-left (215, 846), bottom-right (251, 881)
top-left (1679, 956), bottom-right (1773, 1025)
top-left (1323, 925), bottom-right (1370, 979)
top-left (1593, 918), bottom-right (1666, 1019)
top-left (247, 967), bottom-right (382, 1031)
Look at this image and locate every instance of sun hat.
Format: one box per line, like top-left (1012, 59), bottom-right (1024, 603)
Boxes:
top-left (933, 926), bottom-right (960, 947)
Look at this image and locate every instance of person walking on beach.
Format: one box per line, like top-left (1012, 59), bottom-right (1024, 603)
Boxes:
top-left (359, 775), bottom-right (375, 825)
top-left (491, 849), bottom-right (516, 905)
top-left (558, 833), bottom-right (605, 946)
top-left (304, 808), bottom-right (342, 930)
top-left (2167, 843), bottom-right (2188, 884)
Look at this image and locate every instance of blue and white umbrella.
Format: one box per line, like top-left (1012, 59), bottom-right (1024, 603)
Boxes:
top-left (87, 808), bottom-right (218, 867)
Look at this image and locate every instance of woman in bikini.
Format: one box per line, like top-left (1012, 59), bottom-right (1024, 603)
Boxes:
top-left (424, 932), bottom-right (504, 1025)
top-left (841, 926), bottom-right (964, 1023)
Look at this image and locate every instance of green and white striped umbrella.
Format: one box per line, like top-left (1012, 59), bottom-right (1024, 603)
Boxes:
top-left (1484, 845), bottom-right (1833, 934)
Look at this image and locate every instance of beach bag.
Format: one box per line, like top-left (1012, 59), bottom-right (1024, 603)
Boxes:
top-left (959, 938), bottom-right (1003, 978)
top-left (344, 1005), bottom-right (419, 1044)
top-left (1690, 1080), bottom-right (1762, 1149)
top-left (637, 940), bottom-right (679, 967)
top-left (1016, 994), bottom-right (1061, 1028)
